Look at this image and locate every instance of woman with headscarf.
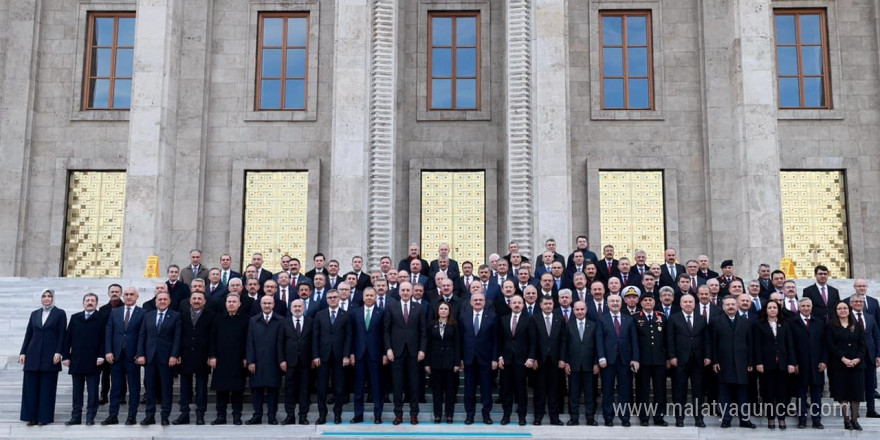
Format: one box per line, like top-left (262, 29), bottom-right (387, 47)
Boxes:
top-left (20, 289), bottom-right (67, 425)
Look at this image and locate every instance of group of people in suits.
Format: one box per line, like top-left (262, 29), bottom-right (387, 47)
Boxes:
top-left (18, 243), bottom-right (879, 432)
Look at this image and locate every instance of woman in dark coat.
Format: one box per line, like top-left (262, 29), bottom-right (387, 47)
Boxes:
top-left (20, 289), bottom-right (67, 425)
top-left (825, 301), bottom-right (866, 430)
top-left (424, 302), bottom-right (461, 423)
top-left (754, 301), bottom-right (793, 429)
top-left (208, 293), bottom-right (250, 424)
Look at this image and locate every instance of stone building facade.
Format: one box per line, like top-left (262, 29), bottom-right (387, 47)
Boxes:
top-left (0, 0), bottom-right (878, 278)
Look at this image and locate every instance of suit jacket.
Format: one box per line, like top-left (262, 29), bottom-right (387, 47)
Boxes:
top-left (499, 313), bottom-right (531, 367)
top-left (178, 308), bottom-right (215, 375)
top-left (528, 312), bottom-right (565, 364)
top-left (398, 257), bottom-right (430, 277)
top-left (788, 315), bottom-right (828, 386)
top-left (256, 268), bottom-right (274, 285)
top-left (859, 313), bottom-right (880, 361)
top-left (596, 259), bottom-right (620, 282)
top-left (205, 284), bottom-right (229, 303)
top-left (351, 306), bottom-right (385, 362)
top-left (384, 301), bottom-right (427, 357)
top-left (562, 318), bottom-right (604, 371)
top-left (137, 309), bottom-right (181, 364)
top-left (697, 269), bottom-right (719, 280)
top-left (249, 295), bottom-right (288, 318)
top-left (304, 267), bottom-right (326, 280)
top-left (586, 299), bottom-right (609, 323)
top-left (105, 306), bottom-right (145, 359)
top-left (658, 304), bottom-right (681, 320)
top-left (844, 295), bottom-right (880, 329)
top-left (353, 271), bottom-right (372, 291)
top-left (598, 313), bottom-right (639, 365)
top-left (21, 307), bottom-right (67, 372)
top-left (757, 278), bottom-right (775, 300)
top-left (659, 263), bottom-right (686, 288)
top-left (753, 320), bottom-right (792, 370)
top-left (164, 281), bottom-right (191, 312)
top-left (425, 320), bottom-right (462, 370)
top-left (246, 313), bottom-right (283, 388)
top-left (708, 314), bottom-right (754, 384)
top-left (179, 265), bottom-right (209, 285)
top-left (63, 310), bottom-right (106, 375)
top-left (312, 307), bottom-right (353, 361)
top-left (634, 310), bottom-right (668, 366)
top-left (460, 309), bottom-right (498, 366)
top-left (618, 271), bottom-right (643, 291)
top-left (715, 275), bottom-right (743, 297)
top-left (747, 296), bottom-right (769, 316)
top-left (429, 259), bottom-right (460, 280)
top-left (666, 311), bottom-right (709, 365)
top-left (568, 249), bottom-right (599, 267)
top-left (802, 283), bottom-right (839, 323)
top-left (279, 315), bottom-right (313, 368)
top-left (695, 302), bottom-right (723, 325)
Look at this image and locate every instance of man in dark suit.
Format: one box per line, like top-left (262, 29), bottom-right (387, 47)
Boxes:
top-left (218, 254), bottom-right (242, 287)
top-left (384, 282), bottom-right (427, 425)
top-left (658, 249), bottom-right (685, 288)
top-left (503, 240), bottom-right (531, 265)
top-left (849, 294), bottom-right (880, 417)
top-left (312, 289), bottom-right (352, 425)
top-left (174, 286), bottom-right (215, 425)
top-left (617, 257), bottom-right (642, 292)
top-left (537, 273), bottom-right (559, 307)
top-left (405, 259), bottom-right (429, 288)
top-left (498, 295), bottom-right (530, 426)
top-left (102, 287), bottom-right (144, 426)
top-left (756, 264), bottom-right (774, 300)
top-left (567, 235), bottom-right (599, 267)
top-left (535, 250), bottom-right (557, 281)
top-left (165, 265), bottom-right (191, 312)
top-left (434, 279), bottom-right (465, 320)
top-left (274, 272), bottom-right (294, 311)
top-left (683, 260), bottom-right (703, 295)
top-left (398, 243), bottom-right (430, 277)
top-left (564, 250), bottom-right (587, 281)
top-left (246, 296), bottom-right (284, 425)
top-left (788, 297), bottom-right (827, 428)
top-left (596, 245), bottom-right (619, 282)
top-left (136, 291), bottom-right (181, 426)
top-left (562, 300), bottom-right (603, 426)
top-left (350, 288), bottom-right (386, 424)
top-left (488, 259), bottom-right (515, 297)
top-left (802, 265), bottom-right (839, 323)
top-left (350, 256), bottom-right (373, 291)
top-left (709, 296), bottom-right (756, 428)
top-left (279, 299), bottom-right (313, 425)
top-left (251, 253), bottom-right (274, 286)
top-left (597, 295), bottom-right (640, 426)
top-left (696, 255), bottom-right (719, 280)
top-left (180, 249), bottom-right (209, 285)
top-left (305, 253), bottom-right (327, 280)
top-left (63, 293), bottom-right (106, 425)
top-left (429, 243), bottom-right (460, 278)
top-left (205, 268), bottom-right (229, 304)
top-left (586, 281), bottom-right (608, 323)
top-left (666, 293), bottom-right (710, 427)
top-left (633, 295), bottom-right (668, 426)
top-left (459, 292), bottom-right (498, 425)
top-left (527, 295), bottom-right (566, 425)
top-left (746, 279), bottom-right (768, 316)
top-left (98, 284), bottom-right (124, 405)
top-left (849, 279), bottom-right (880, 325)
top-left (658, 287), bottom-right (681, 319)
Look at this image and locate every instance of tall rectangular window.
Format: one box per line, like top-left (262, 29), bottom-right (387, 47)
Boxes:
top-left (774, 9), bottom-right (831, 109)
top-left (599, 11), bottom-right (653, 110)
top-left (84, 13), bottom-right (136, 110)
top-left (599, 171), bottom-right (665, 263)
top-left (257, 13), bottom-right (310, 110)
top-left (780, 171), bottom-right (850, 278)
top-left (63, 171), bottom-right (127, 277)
top-left (428, 12), bottom-right (479, 110)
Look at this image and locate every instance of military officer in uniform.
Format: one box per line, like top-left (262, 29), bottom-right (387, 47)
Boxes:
top-left (714, 260), bottom-right (743, 298)
top-left (633, 294), bottom-right (668, 426)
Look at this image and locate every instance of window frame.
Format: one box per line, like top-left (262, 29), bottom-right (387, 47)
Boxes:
top-left (773, 8), bottom-right (832, 110)
top-left (427, 11), bottom-right (481, 111)
top-left (254, 12), bottom-right (311, 111)
top-left (82, 12), bottom-right (136, 111)
top-left (598, 10), bottom-right (654, 111)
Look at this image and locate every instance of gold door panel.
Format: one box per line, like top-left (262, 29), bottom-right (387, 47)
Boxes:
top-left (421, 171), bottom-right (485, 265)
top-left (243, 171), bottom-right (308, 272)
top-left (63, 171), bottom-right (127, 277)
top-left (599, 171), bottom-right (665, 264)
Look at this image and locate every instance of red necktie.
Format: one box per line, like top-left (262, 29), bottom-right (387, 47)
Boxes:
top-left (511, 314), bottom-right (518, 335)
top-left (613, 315), bottom-right (620, 336)
top-left (607, 261), bottom-right (612, 273)
top-left (820, 286), bottom-right (827, 305)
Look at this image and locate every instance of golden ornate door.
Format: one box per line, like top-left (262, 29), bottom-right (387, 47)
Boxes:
top-left (421, 171), bottom-right (485, 265)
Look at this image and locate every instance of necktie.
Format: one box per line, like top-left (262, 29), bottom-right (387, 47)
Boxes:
top-left (474, 313), bottom-right (480, 335)
top-left (379, 296), bottom-right (384, 309)
top-left (613, 315), bottom-right (620, 336)
top-left (789, 299), bottom-right (796, 312)
top-left (280, 288), bottom-right (286, 305)
top-left (265, 315), bottom-right (270, 324)
top-left (403, 303), bottom-right (409, 325)
top-left (665, 306), bottom-right (670, 317)
top-left (193, 266), bottom-right (198, 277)
top-left (124, 307), bottom-right (131, 330)
top-left (330, 310), bottom-right (336, 325)
top-left (211, 285), bottom-right (216, 294)
top-left (578, 321), bottom-right (585, 340)
top-left (702, 305), bottom-right (708, 319)
top-left (639, 266), bottom-right (644, 275)
top-left (341, 301), bottom-right (347, 311)
top-left (820, 286), bottom-right (827, 305)
top-left (754, 297), bottom-right (761, 311)
top-left (330, 277), bottom-right (336, 287)
top-left (546, 266), bottom-right (551, 273)
top-left (85, 312), bottom-right (91, 320)
top-left (691, 277), bottom-right (697, 292)
top-left (511, 314), bottom-right (518, 335)
top-left (528, 305), bottom-right (533, 316)
top-left (545, 316), bottom-right (552, 337)
top-left (805, 318), bottom-right (810, 329)
top-left (412, 274), bottom-right (417, 284)
top-left (729, 317), bottom-right (735, 330)
top-left (687, 314), bottom-right (692, 328)
top-left (670, 265), bottom-right (676, 279)
top-left (564, 309), bottom-right (569, 322)
top-left (556, 279), bottom-right (561, 290)
top-left (598, 303), bottom-right (603, 315)
top-left (858, 312), bottom-right (864, 329)
top-left (222, 271), bottom-right (228, 286)
top-left (711, 297), bottom-right (716, 305)
top-left (743, 312), bottom-right (748, 319)
top-left (365, 309), bottom-right (371, 330)
top-left (622, 274), bottom-right (628, 284)
top-left (506, 298), bottom-right (510, 305)
top-left (483, 283), bottom-right (488, 292)
top-left (157, 311), bottom-right (165, 328)
top-left (295, 319), bottom-right (301, 334)
top-left (607, 261), bottom-right (612, 273)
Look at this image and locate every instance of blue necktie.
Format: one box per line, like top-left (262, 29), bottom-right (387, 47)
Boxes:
top-left (473, 313), bottom-right (480, 335)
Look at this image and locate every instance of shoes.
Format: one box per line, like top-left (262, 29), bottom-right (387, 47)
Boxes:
top-left (267, 416), bottom-right (278, 425)
top-left (655, 419), bottom-right (668, 426)
top-left (464, 417), bottom-right (473, 425)
top-left (38, 423), bottom-right (47, 426)
top-left (300, 418), bottom-right (309, 425)
top-left (125, 416), bottom-right (137, 426)
top-left (852, 420), bottom-right (862, 431)
top-left (621, 420), bottom-right (631, 427)
top-left (566, 419), bottom-right (578, 426)
top-left (739, 420), bottom-right (756, 429)
top-left (411, 416), bottom-right (419, 425)
top-left (812, 422), bottom-right (824, 429)
top-left (210, 418), bottom-right (226, 425)
top-left (392, 416), bottom-right (402, 425)
top-left (65, 419), bottom-right (82, 426)
top-left (550, 419), bottom-right (564, 426)
top-left (315, 417), bottom-right (326, 425)
top-left (778, 421), bottom-right (786, 430)
top-left (585, 418), bottom-right (598, 426)
top-left (844, 420), bottom-right (853, 430)
top-left (447, 417), bottom-right (454, 424)
top-left (500, 416), bottom-right (510, 425)
top-left (519, 418), bottom-right (528, 426)
top-left (533, 419), bottom-right (542, 426)
top-left (866, 411), bottom-right (880, 418)
top-left (434, 417), bottom-right (441, 424)
top-left (768, 421), bottom-right (776, 429)
top-left (350, 416), bottom-right (364, 424)
top-left (196, 416), bottom-right (205, 425)
top-left (161, 417), bottom-right (169, 426)
top-left (720, 421), bottom-right (731, 428)
top-left (605, 420), bottom-right (614, 427)
top-left (140, 417), bottom-right (156, 426)
top-left (695, 420), bottom-right (706, 428)
top-left (172, 415), bottom-right (190, 425)
top-left (675, 420), bottom-right (684, 427)
top-left (375, 417), bottom-right (382, 424)
top-left (640, 419), bottom-right (649, 426)
top-left (245, 416), bottom-right (262, 425)
top-left (99, 397), bottom-right (108, 405)
top-left (232, 417), bottom-right (242, 425)
top-left (101, 416), bottom-right (118, 426)
top-left (334, 415), bottom-right (342, 425)
top-left (86, 419), bottom-right (95, 426)
top-left (483, 416), bottom-right (493, 425)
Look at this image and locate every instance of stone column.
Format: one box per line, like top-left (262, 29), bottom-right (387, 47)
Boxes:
top-left (700, 0), bottom-right (783, 270)
top-left (328, 0), bottom-right (371, 268)
top-left (0, 0), bottom-right (41, 275)
top-left (121, 0), bottom-right (182, 276)
top-left (532, 0), bottom-right (572, 255)
top-left (506, 0), bottom-right (534, 260)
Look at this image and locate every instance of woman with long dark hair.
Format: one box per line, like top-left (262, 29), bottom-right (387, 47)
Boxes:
top-left (825, 301), bottom-right (866, 430)
top-left (754, 301), bottom-right (793, 429)
top-left (425, 302), bottom-right (461, 423)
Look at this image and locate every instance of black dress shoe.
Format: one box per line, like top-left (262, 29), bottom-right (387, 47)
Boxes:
top-left (695, 420), bottom-right (706, 428)
top-left (65, 419), bottom-right (82, 426)
top-left (500, 416), bottom-right (510, 425)
top-left (172, 415), bottom-right (190, 425)
top-left (675, 420), bottom-right (684, 427)
top-left (300, 417), bottom-right (309, 425)
top-left (586, 418), bottom-right (598, 426)
top-left (38, 423), bottom-right (47, 426)
top-left (375, 417), bottom-right (383, 424)
top-left (99, 397), bottom-right (108, 405)
top-left (566, 419), bottom-right (579, 426)
top-left (464, 417), bottom-right (474, 425)
top-left (605, 421), bottom-right (614, 427)
top-left (211, 418), bottom-right (226, 425)
top-left (86, 419), bottom-right (95, 426)
top-left (140, 417), bottom-right (156, 426)
top-left (334, 415), bottom-right (342, 424)
top-left (519, 418), bottom-right (528, 426)
top-left (125, 417), bottom-right (137, 426)
top-left (350, 415), bottom-right (363, 424)
top-left (232, 417), bottom-right (242, 425)
top-left (550, 419), bottom-right (564, 426)
top-left (161, 418), bottom-right (170, 426)
top-left (720, 421), bottom-right (731, 428)
top-left (101, 416), bottom-right (119, 425)
top-left (844, 420), bottom-right (853, 430)
top-left (655, 419), bottom-right (668, 426)
top-left (434, 417), bottom-right (441, 424)
top-left (411, 416), bottom-right (419, 425)
top-left (392, 416), bottom-right (402, 425)
top-left (448, 417), bottom-right (454, 424)
top-left (268, 417), bottom-right (278, 425)
top-left (245, 416), bottom-right (262, 425)
top-left (640, 419), bottom-right (650, 426)
top-left (852, 420), bottom-right (862, 431)
top-left (315, 417), bottom-right (326, 425)
top-left (196, 416), bottom-right (205, 425)
top-left (621, 420), bottom-right (631, 427)
top-left (739, 420), bottom-right (755, 429)
top-left (778, 421), bottom-right (786, 430)
top-left (812, 422), bottom-right (824, 429)
top-left (866, 411), bottom-right (880, 418)
top-left (797, 422), bottom-right (807, 429)
top-left (484, 416), bottom-right (493, 425)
